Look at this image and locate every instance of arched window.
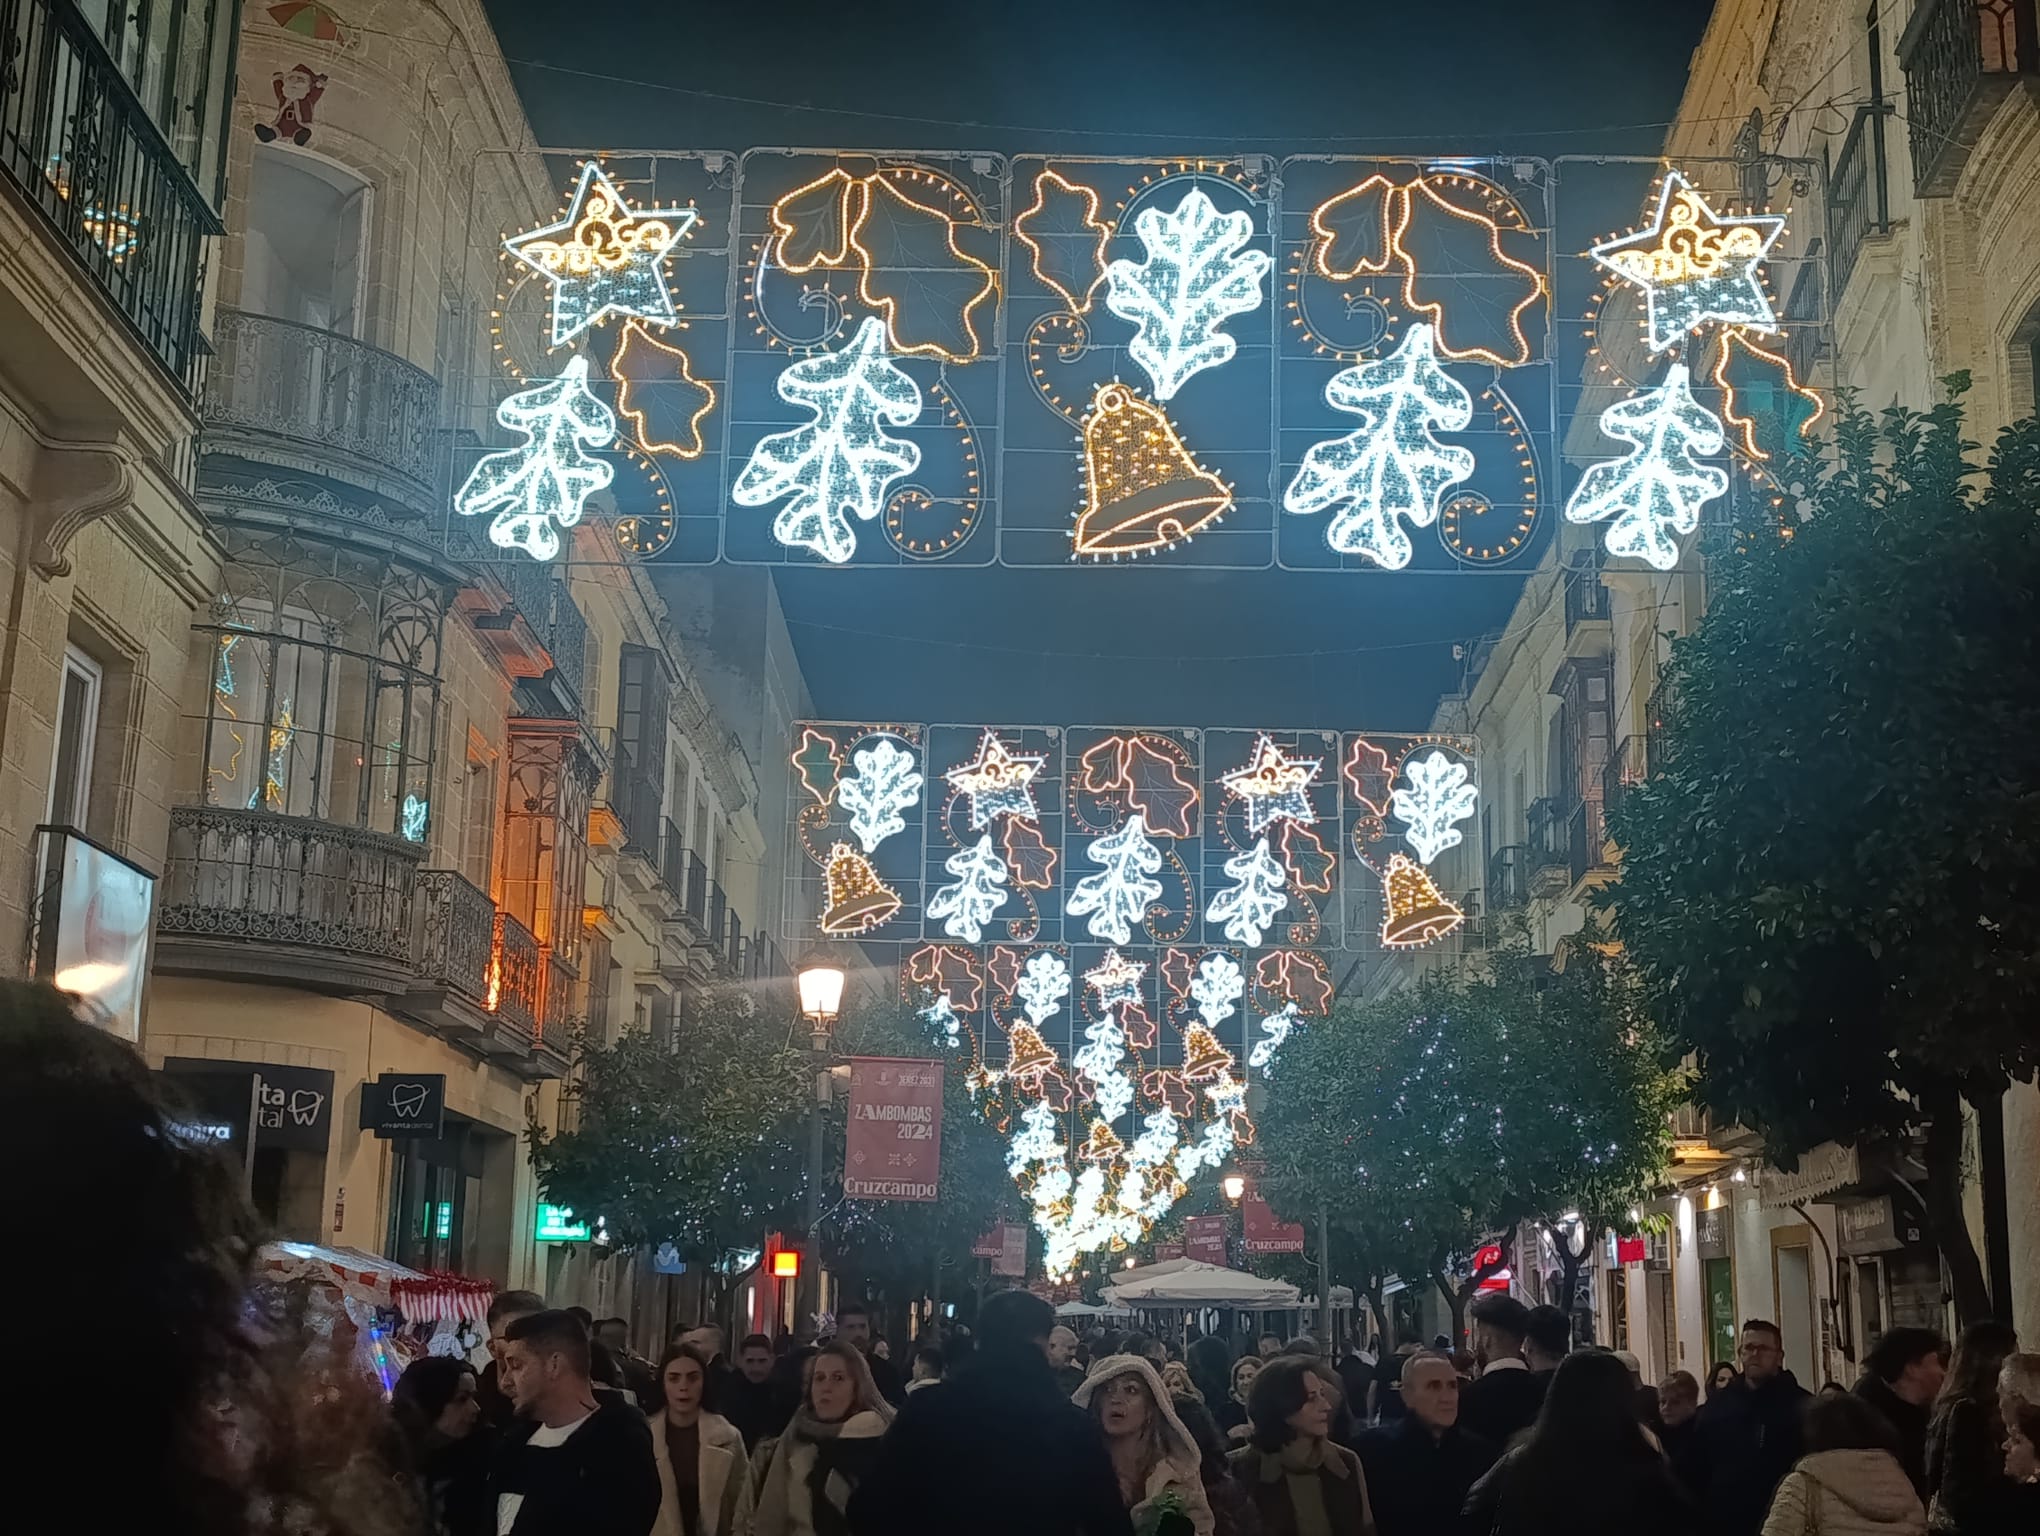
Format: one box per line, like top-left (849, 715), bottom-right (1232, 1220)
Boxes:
top-left (241, 147), bottom-right (369, 336)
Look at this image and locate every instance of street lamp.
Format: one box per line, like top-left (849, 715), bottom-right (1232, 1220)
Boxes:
top-left (1221, 1172), bottom-right (1246, 1203)
top-left (795, 954), bottom-right (847, 1336)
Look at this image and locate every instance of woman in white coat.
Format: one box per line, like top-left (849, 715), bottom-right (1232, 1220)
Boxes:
top-left (1072, 1354), bottom-right (1216, 1536)
top-left (650, 1343), bottom-right (754, 1536)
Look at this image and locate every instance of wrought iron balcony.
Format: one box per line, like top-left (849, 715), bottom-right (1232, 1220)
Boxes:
top-left (1526, 797), bottom-right (1568, 871)
top-left (0, 0), bottom-right (220, 389)
top-left (1602, 735), bottom-right (1643, 832)
top-left (1562, 554), bottom-right (1611, 635)
top-left (490, 911), bottom-right (542, 1043)
top-left (681, 849), bottom-right (710, 930)
top-left (707, 881), bottom-right (728, 955)
top-left (1487, 844), bottom-right (1528, 913)
top-left (722, 906), bottom-right (744, 977)
top-left (1900, 0), bottom-right (2040, 195)
top-left (158, 807), bottom-right (420, 991)
top-left (1566, 797), bottom-right (1609, 889)
top-left (413, 869), bottom-right (495, 1013)
top-left (539, 955), bottom-right (577, 1062)
top-left (202, 307), bottom-right (441, 513)
top-left (1827, 102), bottom-right (1894, 296)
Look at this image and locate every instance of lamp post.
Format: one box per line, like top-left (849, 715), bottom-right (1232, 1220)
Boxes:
top-left (795, 955), bottom-right (847, 1337)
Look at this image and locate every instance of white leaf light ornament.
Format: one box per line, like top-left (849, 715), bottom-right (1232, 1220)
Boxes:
top-left (1190, 951), bottom-right (1245, 1028)
top-left (1590, 170), bottom-right (1784, 354)
top-left (1016, 951), bottom-right (1072, 1025)
top-left (1206, 838), bottom-right (1288, 946)
top-left (505, 161), bottom-right (699, 347)
top-left (1250, 1003), bottom-right (1301, 1077)
top-left (1282, 323), bottom-right (1475, 568)
top-left (1067, 813), bottom-right (1165, 945)
top-left (455, 355), bottom-right (616, 561)
top-left (925, 834), bottom-right (1010, 943)
top-left (732, 317), bottom-right (922, 564)
top-left (1105, 187), bottom-right (1272, 400)
top-left (835, 737), bottom-right (923, 853)
top-left (1390, 750), bottom-right (1479, 865)
top-left (1072, 1012), bottom-right (1135, 1120)
top-left (1565, 364), bottom-right (1730, 571)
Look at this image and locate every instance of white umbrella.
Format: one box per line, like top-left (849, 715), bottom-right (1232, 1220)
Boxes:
top-left (1104, 1259), bottom-right (1301, 1309)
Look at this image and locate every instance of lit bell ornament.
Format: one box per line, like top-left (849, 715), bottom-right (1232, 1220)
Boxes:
top-left (1072, 383), bottom-right (1232, 558)
top-left (1179, 1023), bottom-right (1234, 1082)
top-left (1004, 1023), bottom-right (1059, 1080)
top-left (1379, 852), bottom-right (1465, 948)
top-left (1079, 1121), bottom-right (1126, 1163)
top-left (819, 841), bottom-right (902, 935)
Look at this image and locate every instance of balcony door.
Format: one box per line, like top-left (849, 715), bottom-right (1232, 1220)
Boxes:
top-left (242, 147), bottom-right (369, 336)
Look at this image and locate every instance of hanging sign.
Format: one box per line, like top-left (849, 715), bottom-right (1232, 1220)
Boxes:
top-left (359, 1073), bottom-right (447, 1138)
top-left (1185, 1215), bottom-right (1230, 1266)
top-left (1242, 1195), bottom-right (1306, 1254)
top-left (843, 1056), bottom-right (944, 1202)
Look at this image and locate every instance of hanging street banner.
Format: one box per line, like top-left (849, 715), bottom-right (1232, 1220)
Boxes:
top-left (1184, 1214), bottom-right (1231, 1266)
top-left (1242, 1195), bottom-right (1307, 1254)
top-left (844, 1056), bottom-right (944, 1202)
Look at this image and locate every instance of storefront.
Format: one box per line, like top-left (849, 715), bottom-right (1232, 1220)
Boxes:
top-left (158, 1057), bottom-right (335, 1237)
top-left (1696, 1198), bottom-right (1737, 1372)
top-left (1834, 1193), bottom-right (1950, 1364)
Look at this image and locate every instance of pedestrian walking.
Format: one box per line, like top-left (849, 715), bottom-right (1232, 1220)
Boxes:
top-left (1522, 1304), bottom-right (1571, 1377)
top-left (1162, 1360), bottom-right (1203, 1404)
top-left (906, 1343), bottom-right (943, 1394)
top-left (1355, 1353), bottom-right (1497, 1536)
top-left (752, 1340), bottom-right (892, 1536)
top-left (1924, 1321), bottom-right (2021, 1534)
top-left (1052, 1325), bottom-right (1089, 1396)
top-left (479, 1290), bottom-right (548, 1430)
top-left (1214, 1355), bottom-right (1262, 1445)
top-left (1658, 1370), bottom-right (1702, 1469)
top-left (1683, 1318), bottom-right (1811, 1536)
top-left (1371, 1339), bottom-right (1418, 1425)
top-left (1759, 1391), bottom-right (1925, 1536)
top-left (1462, 1350), bottom-right (1694, 1536)
top-left (1171, 1391), bottom-right (1261, 1536)
top-left (1461, 1294), bottom-right (1546, 1447)
top-left (830, 1301), bottom-right (906, 1408)
top-left (1073, 1355), bottom-right (1215, 1536)
top-left (1186, 1336), bottom-right (1233, 1414)
top-left (492, 1309), bottom-right (662, 1536)
top-left (1854, 1326), bottom-right (1947, 1500)
top-left (845, 1288), bottom-right (1131, 1536)
top-left (392, 1356), bottom-right (494, 1536)
top-left (1710, 1361), bottom-right (1741, 1399)
top-left (598, 1319), bottom-right (661, 1411)
top-left (650, 1343), bottom-right (753, 1536)
top-left (1226, 1355), bottom-right (1374, 1536)
top-left (724, 1333), bottom-right (787, 1452)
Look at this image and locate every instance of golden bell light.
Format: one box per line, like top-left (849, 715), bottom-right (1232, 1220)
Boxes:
top-left (1072, 383), bottom-right (1231, 557)
top-left (1004, 1022), bottom-right (1057, 1080)
top-left (819, 841), bottom-right (902, 935)
top-left (1380, 852), bottom-right (1465, 948)
top-left (1179, 1023), bottom-right (1233, 1082)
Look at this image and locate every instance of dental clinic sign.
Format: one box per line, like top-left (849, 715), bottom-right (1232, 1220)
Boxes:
top-left (360, 1073), bottom-right (447, 1139)
top-left (161, 1059), bottom-right (335, 1153)
top-left (843, 1056), bottom-right (944, 1203)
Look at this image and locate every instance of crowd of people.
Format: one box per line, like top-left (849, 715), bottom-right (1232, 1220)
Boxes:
top-left (13, 981), bottom-right (2040, 1536)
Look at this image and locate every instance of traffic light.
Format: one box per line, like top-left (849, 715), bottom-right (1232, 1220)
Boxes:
top-left (771, 1248), bottom-right (801, 1279)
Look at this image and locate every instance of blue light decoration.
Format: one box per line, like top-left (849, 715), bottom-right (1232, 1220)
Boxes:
top-left (732, 317), bottom-right (923, 564)
top-left (504, 161), bottom-right (699, 347)
top-left (455, 356), bottom-right (617, 561)
top-left (1105, 187), bottom-right (1272, 401)
top-left (1564, 363), bottom-right (1730, 571)
top-left (401, 794), bottom-right (428, 843)
top-left (1282, 323), bottom-right (1476, 569)
top-left (1590, 170), bottom-right (1784, 355)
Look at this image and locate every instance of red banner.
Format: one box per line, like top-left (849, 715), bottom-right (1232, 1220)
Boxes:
top-left (1184, 1214), bottom-right (1230, 1265)
top-left (843, 1057), bottom-right (943, 1201)
top-left (1154, 1240), bottom-right (1185, 1262)
top-left (1242, 1195), bottom-right (1306, 1254)
top-left (1616, 1236), bottom-right (1647, 1266)
top-left (973, 1220), bottom-right (1026, 1276)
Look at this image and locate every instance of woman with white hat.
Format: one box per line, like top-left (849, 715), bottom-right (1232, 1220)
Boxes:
top-left (1073, 1354), bottom-right (1216, 1536)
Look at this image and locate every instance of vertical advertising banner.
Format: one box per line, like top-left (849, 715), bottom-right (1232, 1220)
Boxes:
top-left (1184, 1214), bottom-right (1230, 1266)
top-left (844, 1057), bottom-right (944, 1202)
top-left (1241, 1195), bottom-right (1307, 1254)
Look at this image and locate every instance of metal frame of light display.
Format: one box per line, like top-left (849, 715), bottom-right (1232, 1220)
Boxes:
top-left (466, 151), bottom-right (1829, 578)
top-left (786, 720), bottom-right (1478, 1274)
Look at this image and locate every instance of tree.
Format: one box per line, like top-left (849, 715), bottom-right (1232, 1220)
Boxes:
top-left (527, 986), bottom-right (808, 1263)
top-left (1563, 362), bottom-right (1730, 571)
top-left (455, 355), bottom-right (616, 560)
top-left (1601, 388), bottom-right (2040, 1323)
top-left (1282, 322), bottom-right (1476, 569)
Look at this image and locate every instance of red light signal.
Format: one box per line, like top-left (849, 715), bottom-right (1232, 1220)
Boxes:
top-left (771, 1249), bottom-right (801, 1278)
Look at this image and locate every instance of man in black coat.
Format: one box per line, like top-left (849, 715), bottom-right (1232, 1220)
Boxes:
top-left (476, 1289), bottom-right (547, 1431)
top-left (1459, 1293), bottom-right (1547, 1447)
top-left (1853, 1324), bottom-right (1945, 1500)
top-left (1682, 1319), bottom-right (1811, 1536)
top-left (834, 1299), bottom-right (908, 1407)
top-left (846, 1289), bottom-right (1133, 1536)
top-left (719, 1331), bottom-right (787, 1451)
top-left (491, 1310), bottom-right (660, 1536)
top-left (1357, 1352), bottom-right (1498, 1536)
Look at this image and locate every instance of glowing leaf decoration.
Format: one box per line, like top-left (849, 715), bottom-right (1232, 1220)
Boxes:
top-left (1341, 736), bottom-right (1396, 818)
top-left (925, 834), bottom-right (1010, 943)
top-left (1105, 188), bottom-right (1272, 401)
top-left (1000, 818), bottom-right (1059, 890)
top-left (1256, 949), bottom-right (1334, 1015)
top-left (455, 355), bottom-right (616, 562)
top-left (1067, 813), bottom-right (1165, 946)
top-left (613, 320), bottom-right (716, 460)
top-left (1278, 821), bottom-right (1336, 894)
top-left (1310, 173), bottom-right (1398, 279)
top-left (1564, 363), bottom-right (1729, 571)
top-left (986, 945), bottom-right (1023, 1000)
top-left (853, 173), bottom-right (997, 362)
top-left (1390, 749), bottom-right (1479, 865)
top-left (1119, 999), bottom-right (1159, 1050)
top-left (1015, 168), bottom-right (1113, 314)
top-left (835, 737), bottom-right (923, 853)
top-left (906, 943), bottom-right (984, 1013)
top-left (770, 168), bottom-right (858, 273)
top-left (1205, 838), bottom-right (1288, 946)
top-left (1396, 178), bottom-right (1544, 368)
top-left (792, 728), bottom-right (844, 806)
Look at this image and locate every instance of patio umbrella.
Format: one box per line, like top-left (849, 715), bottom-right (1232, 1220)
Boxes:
top-left (267, 2), bottom-right (346, 43)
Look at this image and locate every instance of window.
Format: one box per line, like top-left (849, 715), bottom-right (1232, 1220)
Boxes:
top-left (241, 148), bottom-right (368, 335)
top-left (46, 647), bottom-right (102, 830)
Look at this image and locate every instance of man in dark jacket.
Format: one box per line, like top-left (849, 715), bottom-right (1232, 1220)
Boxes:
top-left (720, 1331), bottom-right (786, 1451)
top-left (846, 1289), bottom-right (1133, 1536)
top-left (1682, 1318), bottom-right (1811, 1536)
top-left (834, 1299), bottom-right (908, 1407)
top-left (491, 1309), bottom-right (660, 1536)
top-left (1853, 1325), bottom-right (1944, 1498)
top-left (1357, 1353), bottom-right (1497, 1536)
top-left (477, 1289), bottom-right (546, 1431)
top-left (1460, 1293), bottom-right (1546, 1447)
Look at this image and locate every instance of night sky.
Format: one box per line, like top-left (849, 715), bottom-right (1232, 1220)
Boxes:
top-left (481, 0), bottom-right (1715, 729)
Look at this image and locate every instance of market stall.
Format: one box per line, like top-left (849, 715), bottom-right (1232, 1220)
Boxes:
top-left (255, 1241), bottom-right (494, 1392)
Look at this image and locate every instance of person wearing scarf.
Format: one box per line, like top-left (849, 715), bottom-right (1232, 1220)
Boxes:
top-left (1073, 1355), bottom-right (1216, 1536)
top-left (754, 1340), bottom-right (893, 1536)
top-left (650, 1343), bottom-right (753, 1536)
top-left (1227, 1356), bottom-right (1375, 1536)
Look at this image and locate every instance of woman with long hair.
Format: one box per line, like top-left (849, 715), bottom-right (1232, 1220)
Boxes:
top-left (1073, 1355), bottom-right (1215, 1536)
top-left (391, 1357), bottom-right (491, 1536)
top-left (1925, 1321), bottom-right (2021, 1533)
top-left (1227, 1356), bottom-right (1373, 1536)
top-left (651, 1342), bottom-right (753, 1536)
top-left (1462, 1350), bottom-right (1693, 1535)
top-left (752, 1340), bottom-right (891, 1536)
top-left (1708, 1361), bottom-right (1740, 1399)
top-left (1759, 1391), bottom-right (1925, 1536)
top-left (1214, 1355), bottom-right (1262, 1444)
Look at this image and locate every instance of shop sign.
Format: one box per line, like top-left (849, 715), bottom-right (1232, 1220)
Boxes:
top-left (1761, 1142), bottom-right (1859, 1208)
top-left (1696, 1202), bottom-right (1731, 1260)
top-left (1184, 1214), bottom-right (1229, 1265)
top-left (1241, 1195), bottom-right (1305, 1254)
top-left (843, 1057), bottom-right (943, 1202)
top-left (536, 1203), bottom-right (590, 1242)
top-left (360, 1073), bottom-right (447, 1138)
top-left (1155, 1240), bottom-right (1185, 1262)
top-left (1837, 1194), bottom-right (1920, 1256)
top-left (162, 1059), bottom-right (334, 1152)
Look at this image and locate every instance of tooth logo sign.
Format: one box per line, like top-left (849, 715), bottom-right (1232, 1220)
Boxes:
top-left (389, 1082), bottom-right (429, 1118)
top-left (288, 1089), bottom-right (325, 1126)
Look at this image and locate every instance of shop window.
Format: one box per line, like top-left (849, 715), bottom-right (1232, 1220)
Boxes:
top-left (386, 1115), bottom-right (485, 1275)
top-left (46, 646), bottom-right (102, 830)
top-left (500, 723), bottom-right (595, 963)
top-left (241, 147), bottom-right (369, 335)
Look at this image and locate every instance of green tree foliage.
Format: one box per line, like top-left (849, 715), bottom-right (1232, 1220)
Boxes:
top-left (527, 986), bottom-right (808, 1260)
top-left (1256, 951), bottom-right (1678, 1338)
top-left (1601, 389), bottom-right (2040, 1323)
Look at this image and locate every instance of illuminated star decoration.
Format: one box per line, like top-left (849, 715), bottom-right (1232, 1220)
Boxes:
top-left (1590, 170), bottom-right (1784, 355)
top-left (1083, 948), bottom-right (1148, 1010)
top-left (946, 730), bottom-right (1046, 828)
top-left (1220, 734), bottom-right (1321, 835)
top-left (1390, 749), bottom-right (1478, 864)
top-left (505, 161), bottom-right (699, 347)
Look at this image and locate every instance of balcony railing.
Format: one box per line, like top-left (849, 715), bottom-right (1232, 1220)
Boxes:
top-left (202, 307), bottom-right (441, 508)
top-left (1487, 844), bottom-right (1528, 912)
top-left (491, 911), bottom-right (542, 1040)
top-left (1646, 677), bottom-right (1681, 774)
top-left (750, 930), bottom-right (789, 982)
top-left (541, 955), bottom-right (577, 1046)
top-left (159, 807), bottom-right (419, 967)
top-left (1827, 101), bottom-right (1893, 295)
top-left (414, 869), bottom-right (495, 1008)
top-left (682, 850), bottom-right (709, 927)
top-left (1602, 735), bottom-right (1643, 832)
top-left (1526, 797), bottom-right (1568, 873)
top-left (723, 906), bottom-right (744, 976)
top-left (1563, 555), bottom-right (1610, 633)
top-left (0, 0), bottom-right (220, 388)
top-left (655, 818), bottom-right (688, 901)
top-left (1566, 798), bottom-right (1607, 888)
top-left (1900, 0), bottom-right (2040, 195)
